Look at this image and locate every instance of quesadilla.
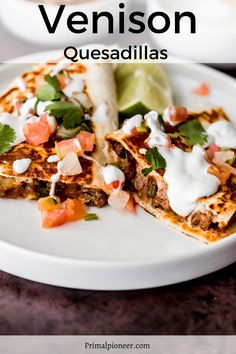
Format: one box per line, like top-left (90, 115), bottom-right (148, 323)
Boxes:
top-left (106, 108), bottom-right (236, 243)
top-left (0, 59), bottom-right (118, 209)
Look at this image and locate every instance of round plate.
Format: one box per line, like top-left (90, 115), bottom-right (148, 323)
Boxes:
top-left (0, 51), bottom-right (235, 290)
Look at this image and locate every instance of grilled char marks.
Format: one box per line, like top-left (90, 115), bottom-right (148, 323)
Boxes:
top-left (109, 140), bottom-right (136, 180)
top-left (108, 140), bottom-right (216, 231)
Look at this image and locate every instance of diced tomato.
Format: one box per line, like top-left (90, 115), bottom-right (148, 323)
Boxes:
top-left (58, 74), bottom-right (69, 90)
top-left (38, 197), bottom-right (59, 212)
top-left (206, 144), bottom-right (220, 161)
top-left (42, 209), bottom-right (68, 228)
top-left (77, 131), bottom-right (95, 152)
top-left (56, 139), bottom-right (82, 158)
top-left (208, 164), bottom-right (231, 185)
top-left (131, 128), bottom-right (138, 136)
top-left (167, 106), bottom-right (188, 125)
top-left (126, 193), bottom-right (136, 214)
top-left (23, 114), bottom-right (51, 146)
top-left (41, 198), bottom-right (87, 228)
top-left (193, 83), bottom-right (210, 96)
top-left (106, 180), bottom-right (121, 191)
top-left (63, 199), bottom-right (87, 222)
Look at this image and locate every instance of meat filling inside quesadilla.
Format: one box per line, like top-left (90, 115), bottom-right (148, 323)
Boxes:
top-left (106, 108), bottom-right (236, 242)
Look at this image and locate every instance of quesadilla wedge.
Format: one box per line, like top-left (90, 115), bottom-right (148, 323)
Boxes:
top-left (106, 108), bottom-right (236, 243)
top-left (0, 59), bottom-right (118, 212)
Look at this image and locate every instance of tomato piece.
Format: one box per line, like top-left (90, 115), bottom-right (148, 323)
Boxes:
top-left (77, 131), bottom-right (95, 152)
top-left (38, 197), bottom-right (59, 212)
top-left (106, 180), bottom-right (123, 191)
top-left (165, 106), bottom-right (188, 125)
top-left (56, 139), bottom-right (82, 158)
top-left (208, 164), bottom-right (231, 185)
top-left (63, 199), bottom-right (87, 222)
top-left (206, 144), bottom-right (220, 161)
top-left (41, 198), bottom-right (87, 228)
top-left (126, 193), bottom-right (136, 214)
top-left (131, 128), bottom-right (138, 136)
top-left (42, 209), bottom-right (68, 228)
top-left (23, 114), bottom-right (51, 146)
top-left (57, 74), bottom-right (69, 90)
top-left (193, 83), bottom-right (210, 96)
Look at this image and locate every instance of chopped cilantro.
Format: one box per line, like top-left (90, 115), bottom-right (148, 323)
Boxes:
top-left (85, 213), bottom-right (99, 221)
top-left (142, 147), bottom-right (166, 176)
top-left (0, 124), bottom-right (16, 154)
top-left (46, 101), bottom-right (84, 129)
top-left (178, 119), bottom-right (207, 146)
top-left (36, 74), bottom-right (63, 102)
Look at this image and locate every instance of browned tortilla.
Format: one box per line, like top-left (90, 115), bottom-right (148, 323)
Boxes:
top-left (106, 108), bottom-right (236, 243)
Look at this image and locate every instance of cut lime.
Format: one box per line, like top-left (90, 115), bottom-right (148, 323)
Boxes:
top-left (116, 63), bottom-right (172, 93)
top-left (117, 69), bottom-right (173, 118)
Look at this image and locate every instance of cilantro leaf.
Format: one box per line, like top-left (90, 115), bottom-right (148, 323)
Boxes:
top-left (0, 124), bottom-right (16, 153)
top-left (85, 213), bottom-right (99, 221)
top-left (36, 74), bottom-right (62, 102)
top-left (46, 101), bottom-right (84, 129)
top-left (178, 119), bottom-right (207, 146)
top-left (142, 147), bottom-right (166, 176)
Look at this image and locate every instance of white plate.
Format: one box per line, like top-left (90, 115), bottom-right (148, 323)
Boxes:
top-left (0, 51), bottom-right (235, 290)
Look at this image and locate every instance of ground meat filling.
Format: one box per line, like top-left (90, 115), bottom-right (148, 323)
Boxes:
top-left (0, 176), bottom-right (107, 208)
top-left (190, 211), bottom-right (213, 231)
top-left (109, 141), bottom-right (136, 180)
top-left (109, 140), bottom-right (215, 231)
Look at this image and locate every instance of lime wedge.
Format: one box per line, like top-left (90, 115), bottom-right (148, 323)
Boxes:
top-left (117, 68), bottom-right (173, 118)
top-left (116, 63), bottom-right (171, 92)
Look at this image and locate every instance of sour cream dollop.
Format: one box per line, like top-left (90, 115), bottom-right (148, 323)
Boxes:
top-left (13, 158), bottom-right (32, 174)
top-left (145, 111), bottom-right (169, 147)
top-left (100, 165), bottom-right (125, 187)
top-left (207, 120), bottom-right (236, 149)
top-left (159, 145), bottom-right (220, 217)
top-left (122, 114), bottom-right (142, 134)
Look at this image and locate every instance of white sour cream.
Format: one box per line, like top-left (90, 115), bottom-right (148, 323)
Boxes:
top-left (47, 155), bottom-right (60, 163)
top-left (100, 165), bottom-right (125, 187)
top-left (63, 76), bottom-right (85, 97)
top-left (122, 114), bottom-right (143, 134)
top-left (145, 111), bottom-right (169, 147)
top-left (50, 161), bottom-right (64, 197)
top-left (13, 158), bottom-right (32, 174)
top-left (159, 145), bottom-right (220, 217)
top-left (207, 120), bottom-right (236, 149)
top-left (37, 101), bottom-right (53, 116)
top-left (18, 97), bottom-right (37, 119)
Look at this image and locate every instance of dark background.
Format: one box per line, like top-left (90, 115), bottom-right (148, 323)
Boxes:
top-left (0, 263), bottom-right (235, 335)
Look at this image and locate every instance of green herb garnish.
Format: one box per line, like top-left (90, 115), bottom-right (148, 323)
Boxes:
top-left (142, 147), bottom-right (166, 176)
top-left (85, 213), bottom-right (99, 221)
top-left (46, 101), bottom-right (84, 129)
top-left (36, 74), bottom-right (62, 102)
top-left (178, 119), bottom-right (207, 146)
top-left (0, 124), bottom-right (16, 153)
